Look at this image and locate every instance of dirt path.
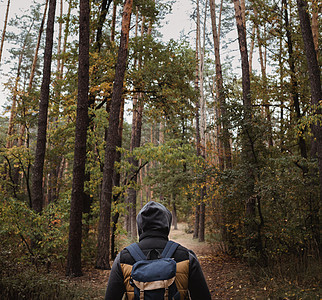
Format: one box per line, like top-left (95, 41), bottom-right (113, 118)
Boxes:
top-left (67, 223), bottom-right (320, 299)
top-left (70, 223), bottom-right (268, 299)
top-left (169, 223), bottom-right (267, 300)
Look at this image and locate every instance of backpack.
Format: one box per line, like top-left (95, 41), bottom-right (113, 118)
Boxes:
top-left (125, 241), bottom-right (181, 300)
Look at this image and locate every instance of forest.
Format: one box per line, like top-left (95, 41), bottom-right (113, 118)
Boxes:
top-left (0, 0), bottom-right (321, 298)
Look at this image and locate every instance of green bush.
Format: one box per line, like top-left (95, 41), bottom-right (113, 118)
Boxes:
top-left (0, 270), bottom-right (95, 300)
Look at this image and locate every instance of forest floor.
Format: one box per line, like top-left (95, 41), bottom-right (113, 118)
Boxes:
top-left (67, 223), bottom-right (320, 299)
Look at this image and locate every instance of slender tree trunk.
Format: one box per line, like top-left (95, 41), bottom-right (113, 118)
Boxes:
top-left (279, 0), bottom-right (285, 150)
top-left (128, 12), bottom-right (150, 238)
top-left (249, 25), bottom-right (256, 74)
top-left (96, 0), bottom-right (133, 270)
top-left (210, 0), bottom-right (231, 168)
top-left (29, 0), bottom-right (49, 92)
top-left (233, 0), bottom-right (258, 254)
top-left (198, 0), bottom-right (208, 243)
top-left (126, 11), bottom-right (140, 237)
top-left (199, 196), bottom-right (205, 242)
top-left (199, 0), bottom-right (206, 157)
top-left (110, 99), bottom-right (125, 258)
top-left (172, 198), bottom-right (178, 230)
top-left (65, 0), bottom-right (90, 277)
top-left (57, 0), bottom-right (63, 79)
top-left (110, 0), bottom-right (117, 42)
top-left (297, 0), bottom-right (322, 252)
top-left (82, 0), bottom-right (112, 240)
top-left (193, 0), bottom-right (201, 240)
top-left (6, 31), bottom-right (30, 148)
top-left (61, 0), bottom-right (72, 75)
top-left (128, 98), bottom-right (143, 238)
top-left (283, 0), bottom-right (307, 160)
top-left (96, 0), bottom-right (113, 52)
top-left (253, 6), bottom-right (273, 147)
top-left (193, 205), bottom-right (200, 239)
top-left (111, 212), bottom-right (119, 259)
top-left (31, 0), bottom-right (56, 213)
top-left (0, 0), bottom-right (10, 64)
top-left (48, 0), bottom-right (63, 204)
top-left (311, 0), bottom-right (319, 58)
top-left (17, 0), bottom-right (49, 148)
top-left (210, 0), bottom-right (232, 245)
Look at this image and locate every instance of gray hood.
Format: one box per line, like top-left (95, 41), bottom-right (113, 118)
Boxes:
top-left (136, 201), bottom-right (172, 236)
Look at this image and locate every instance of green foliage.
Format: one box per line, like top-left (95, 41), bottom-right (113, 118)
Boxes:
top-left (0, 198), bottom-right (70, 268)
top-left (129, 38), bottom-right (197, 124)
top-left (0, 269), bottom-right (102, 300)
top-left (132, 139), bottom-right (201, 214)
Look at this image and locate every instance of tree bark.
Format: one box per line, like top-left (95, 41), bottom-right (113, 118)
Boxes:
top-left (311, 0), bottom-right (319, 58)
top-left (253, 6), bottom-right (273, 147)
top-left (248, 25), bottom-right (256, 74)
top-left (199, 199), bottom-right (205, 242)
top-left (233, 0), bottom-right (258, 254)
top-left (193, 204), bottom-right (200, 239)
top-left (0, 0), bottom-right (10, 64)
top-left (6, 31), bottom-right (31, 149)
top-left (110, 99), bottom-right (125, 258)
top-left (110, 0), bottom-right (117, 42)
top-left (297, 0), bottom-right (322, 252)
top-left (193, 0), bottom-right (201, 240)
top-left (172, 199), bottom-right (178, 230)
top-left (128, 98), bottom-right (143, 238)
top-left (96, 0), bottom-right (113, 52)
top-left (127, 12), bottom-right (150, 238)
top-left (31, 0), bottom-right (56, 213)
top-left (283, 0), bottom-right (307, 160)
top-left (66, 0), bottom-right (90, 277)
top-left (29, 0), bottom-right (49, 93)
top-left (96, 0), bottom-right (133, 270)
top-left (61, 0), bottom-right (72, 75)
top-left (210, 0), bottom-right (231, 168)
top-left (197, 0), bottom-right (208, 243)
top-left (17, 0), bottom-right (49, 148)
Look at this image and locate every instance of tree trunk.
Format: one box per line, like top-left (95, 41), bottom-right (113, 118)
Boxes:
top-left (31, 0), bottom-right (56, 214)
top-left (282, 0), bottom-right (307, 161)
top-left (248, 25), bottom-right (256, 74)
top-left (6, 31), bottom-right (30, 149)
top-left (127, 12), bottom-right (150, 238)
top-left (0, 0), bottom-right (10, 64)
top-left (297, 0), bottom-right (322, 253)
top-left (199, 199), bottom-right (205, 242)
top-left (110, 99), bottom-right (125, 258)
top-left (61, 0), bottom-right (72, 75)
top-left (111, 212), bottom-right (120, 259)
top-left (193, 0), bottom-right (201, 240)
top-left (66, 0), bottom-right (90, 277)
top-left (233, 0), bottom-right (258, 254)
top-left (210, 0), bottom-right (231, 168)
top-left (56, 0), bottom-right (63, 79)
top-left (253, 6), bottom-right (273, 147)
top-left (197, 0), bottom-right (208, 243)
top-left (172, 199), bottom-right (178, 230)
top-left (311, 0), bottom-right (319, 58)
top-left (193, 204), bottom-right (200, 239)
top-left (110, 0), bottom-right (117, 42)
top-left (17, 0), bottom-right (49, 148)
top-left (96, 0), bottom-right (133, 270)
top-left (82, 0), bottom-right (112, 241)
top-left (128, 99), bottom-right (143, 238)
top-left (48, 0), bottom-right (63, 204)
top-left (96, 0), bottom-right (113, 52)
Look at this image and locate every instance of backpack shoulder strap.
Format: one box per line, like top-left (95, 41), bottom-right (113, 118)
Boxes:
top-left (161, 241), bottom-right (179, 258)
top-left (126, 243), bottom-right (146, 262)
